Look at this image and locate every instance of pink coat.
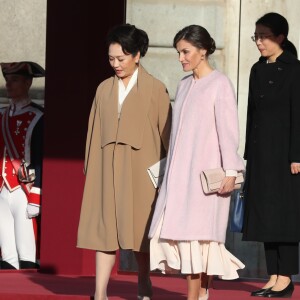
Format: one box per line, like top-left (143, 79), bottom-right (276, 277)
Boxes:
top-left (149, 70), bottom-right (245, 243)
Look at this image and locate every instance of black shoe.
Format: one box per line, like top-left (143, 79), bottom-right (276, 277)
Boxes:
top-left (251, 287), bottom-right (272, 297)
top-left (0, 261), bottom-right (17, 269)
top-left (264, 281), bottom-right (294, 298)
top-left (19, 260), bottom-right (39, 269)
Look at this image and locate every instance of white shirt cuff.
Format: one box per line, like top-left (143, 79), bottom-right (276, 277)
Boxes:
top-left (225, 169), bottom-right (238, 177)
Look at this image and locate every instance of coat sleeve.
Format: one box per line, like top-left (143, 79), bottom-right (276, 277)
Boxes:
top-left (289, 63), bottom-right (300, 162)
top-left (157, 82), bottom-right (172, 153)
top-left (84, 96), bottom-right (99, 174)
top-left (215, 76), bottom-right (244, 171)
top-left (244, 68), bottom-right (255, 160)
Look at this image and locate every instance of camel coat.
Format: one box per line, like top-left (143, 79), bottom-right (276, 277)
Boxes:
top-left (77, 66), bottom-right (172, 252)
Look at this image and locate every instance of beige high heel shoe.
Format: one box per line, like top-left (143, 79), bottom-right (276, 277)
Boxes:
top-left (198, 289), bottom-right (209, 300)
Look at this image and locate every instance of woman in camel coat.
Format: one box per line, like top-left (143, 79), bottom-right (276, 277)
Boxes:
top-left (77, 24), bottom-right (172, 300)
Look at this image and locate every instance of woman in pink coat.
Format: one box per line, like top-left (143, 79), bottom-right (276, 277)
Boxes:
top-left (149, 25), bottom-right (245, 300)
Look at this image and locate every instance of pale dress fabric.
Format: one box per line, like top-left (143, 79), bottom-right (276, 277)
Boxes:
top-left (150, 215), bottom-right (245, 279)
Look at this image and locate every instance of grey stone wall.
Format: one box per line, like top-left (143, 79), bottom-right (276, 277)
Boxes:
top-left (126, 0), bottom-right (238, 101)
top-left (0, 0), bottom-right (46, 104)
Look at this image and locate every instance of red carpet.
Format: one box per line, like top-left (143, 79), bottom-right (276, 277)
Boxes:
top-left (0, 271), bottom-right (299, 299)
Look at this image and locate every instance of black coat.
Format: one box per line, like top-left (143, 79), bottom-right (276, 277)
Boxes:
top-left (242, 51), bottom-right (300, 242)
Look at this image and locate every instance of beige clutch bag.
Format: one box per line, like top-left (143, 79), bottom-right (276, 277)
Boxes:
top-left (200, 168), bottom-right (244, 194)
top-left (147, 157), bottom-right (167, 188)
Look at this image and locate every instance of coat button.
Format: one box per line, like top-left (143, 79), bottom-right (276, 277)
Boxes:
top-left (269, 80), bottom-right (274, 84)
top-left (278, 67), bottom-right (283, 71)
top-left (260, 94), bottom-right (264, 98)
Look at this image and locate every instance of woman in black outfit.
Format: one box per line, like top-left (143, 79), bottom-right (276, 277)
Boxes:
top-left (243, 12), bottom-right (300, 298)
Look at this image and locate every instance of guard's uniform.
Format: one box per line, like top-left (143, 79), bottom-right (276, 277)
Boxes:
top-left (0, 102), bottom-right (43, 269)
top-left (0, 61), bottom-right (45, 269)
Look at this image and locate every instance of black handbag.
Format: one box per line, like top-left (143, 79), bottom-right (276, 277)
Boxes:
top-left (229, 189), bottom-right (244, 233)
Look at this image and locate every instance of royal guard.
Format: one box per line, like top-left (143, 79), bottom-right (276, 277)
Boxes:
top-left (0, 61), bottom-right (44, 269)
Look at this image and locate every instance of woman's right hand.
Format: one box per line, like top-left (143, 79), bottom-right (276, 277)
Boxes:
top-left (218, 176), bottom-right (236, 194)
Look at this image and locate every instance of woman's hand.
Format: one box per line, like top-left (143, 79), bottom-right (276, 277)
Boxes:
top-left (291, 162), bottom-right (300, 174)
top-left (218, 176), bottom-right (236, 195)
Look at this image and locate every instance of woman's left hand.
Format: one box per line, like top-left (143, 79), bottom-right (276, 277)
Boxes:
top-left (218, 176), bottom-right (236, 195)
top-left (291, 162), bottom-right (300, 174)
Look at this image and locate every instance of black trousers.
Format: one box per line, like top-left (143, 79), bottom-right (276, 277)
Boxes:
top-left (264, 242), bottom-right (299, 275)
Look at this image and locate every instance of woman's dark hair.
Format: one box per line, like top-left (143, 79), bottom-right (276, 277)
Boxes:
top-left (256, 12), bottom-right (298, 57)
top-left (173, 25), bottom-right (216, 56)
top-left (106, 23), bottom-right (149, 57)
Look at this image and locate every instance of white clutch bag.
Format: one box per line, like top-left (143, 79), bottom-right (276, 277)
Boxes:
top-left (200, 168), bottom-right (244, 194)
top-left (147, 157), bottom-right (167, 188)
